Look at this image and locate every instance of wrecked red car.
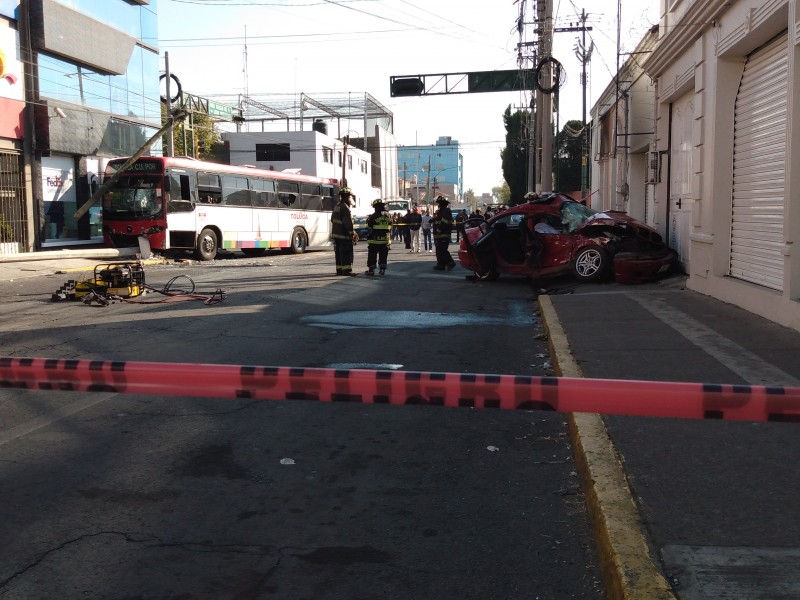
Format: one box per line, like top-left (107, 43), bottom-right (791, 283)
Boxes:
top-left (458, 194), bottom-right (676, 284)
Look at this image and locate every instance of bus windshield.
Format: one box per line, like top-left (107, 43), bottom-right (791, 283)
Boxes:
top-left (103, 175), bottom-right (163, 219)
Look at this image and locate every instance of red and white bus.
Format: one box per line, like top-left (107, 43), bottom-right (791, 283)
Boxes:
top-left (101, 156), bottom-right (340, 260)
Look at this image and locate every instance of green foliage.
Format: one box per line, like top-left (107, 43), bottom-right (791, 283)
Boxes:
top-left (555, 119), bottom-right (586, 194)
top-left (500, 105), bottom-right (530, 205)
top-left (161, 105), bottom-right (221, 160)
top-left (0, 213), bottom-right (13, 242)
top-left (492, 181), bottom-right (510, 204)
top-left (463, 188), bottom-right (476, 207)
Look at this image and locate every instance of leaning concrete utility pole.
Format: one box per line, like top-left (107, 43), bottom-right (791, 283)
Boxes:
top-left (73, 111), bottom-right (188, 222)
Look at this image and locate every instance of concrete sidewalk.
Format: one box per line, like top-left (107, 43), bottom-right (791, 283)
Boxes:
top-left (539, 280), bottom-right (800, 600)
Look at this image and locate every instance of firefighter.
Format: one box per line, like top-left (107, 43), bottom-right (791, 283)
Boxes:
top-left (365, 198), bottom-right (392, 276)
top-left (331, 187), bottom-right (358, 276)
top-left (431, 195), bottom-right (456, 271)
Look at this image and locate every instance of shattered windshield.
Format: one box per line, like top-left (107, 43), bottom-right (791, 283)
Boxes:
top-left (560, 202), bottom-right (597, 232)
top-left (102, 176), bottom-right (163, 220)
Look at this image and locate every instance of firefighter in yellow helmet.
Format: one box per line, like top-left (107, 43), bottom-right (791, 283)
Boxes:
top-left (330, 187), bottom-right (358, 276)
top-left (365, 199), bottom-right (392, 276)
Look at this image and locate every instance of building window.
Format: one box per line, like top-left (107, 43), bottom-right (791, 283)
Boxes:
top-left (256, 143), bottom-right (290, 162)
top-left (360, 159), bottom-right (367, 174)
top-left (347, 155), bottom-right (353, 170)
top-left (38, 46), bottom-right (160, 126)
top-left (337, 151), bottom-right (343, 167)
top-left (322, 147), bottom-right (333, 164)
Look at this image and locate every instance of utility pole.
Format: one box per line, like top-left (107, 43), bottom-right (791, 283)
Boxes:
top-left (554, 12), bottom-right (593, 197)
top-left (425, 155), bottom-right (431, 202)
top-left (565, 10), bottom-right (594, 198)
top-left (538, 0), bottom-right (554, 192)
top-left (164, 52), bottom-right (174, 157)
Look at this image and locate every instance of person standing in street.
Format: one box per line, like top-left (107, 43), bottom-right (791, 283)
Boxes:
top-left (401, 209), bottom-right (412, 249)
top-left (431, 195), bottom-right (456, 271)
top-left (421, 209), bottom-right (433, 252)
top-left (365, 199), bottom-right (392, 276)
top-left (454, 209), bottom-right (466, 243)
top-left (406, 205), bottom-right (422, 252)
top-left (330, 188), bottom-right (358, 276)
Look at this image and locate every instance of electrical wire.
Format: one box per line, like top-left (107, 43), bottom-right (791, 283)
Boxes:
top-left (121, 275), bottom-right (227, 305)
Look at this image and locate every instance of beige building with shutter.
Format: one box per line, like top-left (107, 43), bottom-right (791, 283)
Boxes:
top-left (641, 0), bottom-right (800, 332)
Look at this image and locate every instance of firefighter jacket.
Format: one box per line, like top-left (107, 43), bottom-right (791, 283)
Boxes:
top-left (367, 210), bottom-right (392, 245)
top-left (331, 201), bottom-right (354, 240)
top-left (432, 206), bottom-right (453, 239)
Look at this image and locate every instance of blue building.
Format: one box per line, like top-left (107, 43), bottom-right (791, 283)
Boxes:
top-left (2, 0), bottom-right (161, 252)
top-left (397, 136), bottom-right (463, 205)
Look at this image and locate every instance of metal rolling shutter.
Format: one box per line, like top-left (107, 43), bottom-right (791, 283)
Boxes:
top-left (729, 33), bottom-right (788, 291)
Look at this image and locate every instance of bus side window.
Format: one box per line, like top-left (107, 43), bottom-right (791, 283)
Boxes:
top-left (277, 181), bottom-right (299, 208)
top-left (197, 172), bottom-right (222, 204)
top-left (301, 183), bottom-right (323, 211)
top-left (252, 178), bottom-right (276, 207)
top-left (322, 185), bottom-right (336, 212)
top-left (166, 173), bottom-right (194, 213)
top-left (180, 175), bottom-right (191, 200)
top-left (221, 175), bottom-right (252, 206)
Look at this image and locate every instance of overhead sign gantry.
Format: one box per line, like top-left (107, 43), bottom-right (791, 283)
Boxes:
top-left (390, 69), bottom-right (536, 97)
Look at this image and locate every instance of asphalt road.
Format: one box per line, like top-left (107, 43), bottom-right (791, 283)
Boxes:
top-left (0, 246), bottom-right (605, 599)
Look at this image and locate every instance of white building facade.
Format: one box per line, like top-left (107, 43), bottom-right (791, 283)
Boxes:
top-left (222, 130), bottom-right (392, 216)
top-left (640, 0), bottom-right (800, 332)
top-left (590, 27), bottom-right (659, 225)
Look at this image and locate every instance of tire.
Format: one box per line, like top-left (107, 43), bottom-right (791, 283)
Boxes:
top-left (195, 228), bottom-right (218, 261)
top-left (241, 248), bottom-right (267, 257)
top-left (284, 227), bottom-right (308, 254)
top-left (572, 246), bottom-right (608, 282)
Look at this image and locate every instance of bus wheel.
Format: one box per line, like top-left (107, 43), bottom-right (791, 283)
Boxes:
top-left (196, 228), bottom-right (218, 261)
top-left (286, 227), bottom-right (307, 254)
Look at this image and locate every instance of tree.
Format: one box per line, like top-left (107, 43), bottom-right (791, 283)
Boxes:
top-left (492, 181), bottom-right (510, 205)
top-left (500, 105), bottom-right (530, 205)
top-left (463, 188), bottom-right (476, 209)
top-left (555, 119), bottom-right (584, 194)
top-left (161, 105), bottom-right (221, 160)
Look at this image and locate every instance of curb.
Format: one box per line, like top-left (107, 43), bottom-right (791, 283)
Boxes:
top-left (538, 295), bottom-right (676, 600)
top-left (0, 247), bottom-right (139, 263)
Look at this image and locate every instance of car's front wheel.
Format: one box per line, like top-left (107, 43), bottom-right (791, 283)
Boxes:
top-left (572, 246), bottom-right (608, 282)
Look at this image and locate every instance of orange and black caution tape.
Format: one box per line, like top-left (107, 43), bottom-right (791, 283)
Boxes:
top-left (2, 357), bottom-right (800, 423)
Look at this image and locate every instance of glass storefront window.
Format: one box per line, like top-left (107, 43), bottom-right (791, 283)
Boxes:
top-left (38, 49), bottom-right (160, 127)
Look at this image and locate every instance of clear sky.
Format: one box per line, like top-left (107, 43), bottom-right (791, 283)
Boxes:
top-left (158, 0), bottom-right (659, 194)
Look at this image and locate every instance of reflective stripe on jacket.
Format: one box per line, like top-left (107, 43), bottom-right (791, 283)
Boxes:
top-left (432, 207), bottom-right (453, 239)
top-left (367, 212), bottom-right (392, 245)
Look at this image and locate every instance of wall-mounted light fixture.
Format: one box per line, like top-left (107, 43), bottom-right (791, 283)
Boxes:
top-left (51, 107), bottom-right (67, 119)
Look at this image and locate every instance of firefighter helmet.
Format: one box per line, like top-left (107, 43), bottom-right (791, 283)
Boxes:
top-left (372, 198), bottom-right (385, 208)
top-left (434, 195), bottom-right (449, 205)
